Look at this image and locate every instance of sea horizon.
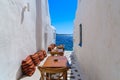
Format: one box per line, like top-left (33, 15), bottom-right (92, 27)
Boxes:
top-left (56, 34), bottom-right (73, 51)
top-left (56, 33), bottom-right (73, 35)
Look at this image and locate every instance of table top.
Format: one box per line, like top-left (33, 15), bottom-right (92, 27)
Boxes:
top-left (42, 56), bottom-right (68, 67)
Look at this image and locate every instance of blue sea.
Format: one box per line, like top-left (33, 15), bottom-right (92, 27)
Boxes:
top-left (56, 34), bottom-right (73, 51)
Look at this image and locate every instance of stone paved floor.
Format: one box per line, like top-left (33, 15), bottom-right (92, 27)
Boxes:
top-left (20, 51), bottom-right (82, 80)
top-left (64, 51), bottom-right (81, 80)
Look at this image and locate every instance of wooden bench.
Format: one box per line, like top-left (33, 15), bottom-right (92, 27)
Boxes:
top-left (20, 50), bottom-right (47, 80)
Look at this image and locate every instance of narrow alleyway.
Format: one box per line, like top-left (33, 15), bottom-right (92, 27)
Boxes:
top-left (20, 51), bottom-right (81, 80)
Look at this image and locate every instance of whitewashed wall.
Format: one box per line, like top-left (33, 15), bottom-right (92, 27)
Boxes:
top-left (0, 0), bottom-right (55, 80)
top-left (74, 0), bottom-right (120, 80)
top-left (0, 0), bottom-right (36, 80)
top-left (47, 25), bottom-right (56, 45)
top-left (36, 0), bottom-right (55, 51)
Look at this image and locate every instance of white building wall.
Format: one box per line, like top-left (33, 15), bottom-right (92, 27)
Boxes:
top-left (45, 0), bottom-right (56, 45)
top-left (74, 0), bottom-right (120, 80)
top-left (47, 25), bottom-right (56, 45)
top-left (36, 0), bottom-right (55, 51)
top-left (0, 0), bottom-right (36, 80)
top-left (0, 0), bottom-right (55, 80)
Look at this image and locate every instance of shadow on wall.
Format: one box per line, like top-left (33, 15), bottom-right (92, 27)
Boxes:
top-left (36, 0), bottom-right (42, 51)
top-left (21, 3), bottom-right (29, 24)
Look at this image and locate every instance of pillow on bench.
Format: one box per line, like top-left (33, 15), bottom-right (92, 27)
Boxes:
top-left (21, 50), bottom-right (47, 77)
top-left (21, 56), bottom-right (35, 76)
top-left (50, 43), bottom-right (56, 49)
top-left (31, 53), bottom-right (40, 66)
top-left (40, 50), bottom-right (47, 57)
top-left (37, 50), bottom-right (45, 61)
top-left (48, 46), bottom-right (52, 51)
top-left (48, 43), bottom-right (56, 51)
top-left (23, 68), bottom-right (36, 76)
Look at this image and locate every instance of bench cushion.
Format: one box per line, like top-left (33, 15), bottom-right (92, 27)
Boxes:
top-left (21, 56), bottom-right (35, 76)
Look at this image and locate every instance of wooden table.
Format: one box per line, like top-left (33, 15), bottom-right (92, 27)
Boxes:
top-left (42, 56), bottom-right (69, 80)
top-left (43, 56), bottom-right (67, 67)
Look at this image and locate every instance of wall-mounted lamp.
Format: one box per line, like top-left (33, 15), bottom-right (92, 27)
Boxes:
top-left (23, 3), bottom-right (30, 12)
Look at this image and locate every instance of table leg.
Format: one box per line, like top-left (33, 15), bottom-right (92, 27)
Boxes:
top-left (63, 71), bottom-right (67, 80)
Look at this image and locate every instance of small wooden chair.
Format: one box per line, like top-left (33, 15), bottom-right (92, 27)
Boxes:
top-left (38, 66), bottom-right (69, 80)
top-left (50, 51), bottom-right (58, 56)
top-left (57, 45), bottom-right (64, 51)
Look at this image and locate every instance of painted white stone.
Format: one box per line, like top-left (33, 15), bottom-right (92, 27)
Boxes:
top-left (0, 0), bottom-right (55, 80)
top-left (74, 0), bottom-right (120, 80)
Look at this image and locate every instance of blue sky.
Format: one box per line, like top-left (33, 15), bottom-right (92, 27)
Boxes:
top-left (48, 0), bottom-right (77, 34)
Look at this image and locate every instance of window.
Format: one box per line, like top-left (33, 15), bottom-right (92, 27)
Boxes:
top-left (79, 24), bottom-right (82, 47)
